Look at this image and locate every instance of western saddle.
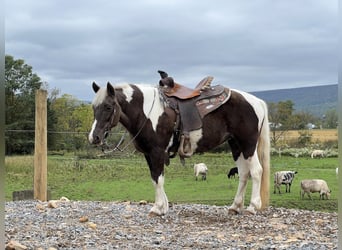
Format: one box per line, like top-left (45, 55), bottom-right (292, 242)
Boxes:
top-left (158, 70), bottom-right (231, 164)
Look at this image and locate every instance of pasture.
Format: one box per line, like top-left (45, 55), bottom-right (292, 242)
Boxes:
top-left (5, 152), bottom-right (338, 212)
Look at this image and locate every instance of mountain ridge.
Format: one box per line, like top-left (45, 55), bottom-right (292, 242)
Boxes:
top-left (250, 84), bottom-right (338, 117)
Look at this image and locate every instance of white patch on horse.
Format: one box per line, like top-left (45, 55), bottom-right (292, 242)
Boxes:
top-left (138, 85), bottom-right (164, 131)
top-left (88, 120), bottom-right (97, 143)
top-left (150, 174), bottom-right (169, 215)
top-left (189, 129), bottom-right (203, 152)
top-left (166, 135), bottom-right (174, 152)
top-left (232, 89), bottom-right (267, 131)
top-left (121, 84), bottom-right (134, 103)
top-left (92, 87), bottom-right (108, 107)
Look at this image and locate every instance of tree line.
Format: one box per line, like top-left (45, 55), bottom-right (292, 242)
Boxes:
top-left (5, 55), bottom-right (338, 155)
top-left (5, 55), bottom-right (93, 155)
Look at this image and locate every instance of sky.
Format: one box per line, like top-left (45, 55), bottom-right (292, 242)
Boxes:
top-left (5, 0), bottom-right (338, 101)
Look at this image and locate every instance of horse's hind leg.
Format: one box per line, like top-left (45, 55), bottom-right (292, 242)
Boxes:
top-left (229, 154), bottom-right (262, 215)
top-left (228, 155), bottom-right (250, 214)
top-left (246, 154), bottom-right (263, 214)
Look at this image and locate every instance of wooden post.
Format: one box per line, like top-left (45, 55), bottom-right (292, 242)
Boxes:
top-left (34, 89), bottom-right (48, 201)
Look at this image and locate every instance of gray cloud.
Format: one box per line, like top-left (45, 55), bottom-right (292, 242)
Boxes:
top-left (5, 0), bottom-right (338, 100)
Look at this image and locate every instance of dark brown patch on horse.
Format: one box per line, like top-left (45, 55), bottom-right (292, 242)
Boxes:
top-left (195, 90), bottom-right (259, 161)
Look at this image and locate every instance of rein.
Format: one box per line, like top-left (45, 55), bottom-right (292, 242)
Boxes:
top-left (102, 87), bottom-right (157, 154)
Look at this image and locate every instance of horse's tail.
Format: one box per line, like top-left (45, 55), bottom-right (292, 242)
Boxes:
top-left (257, 100), bottom-right (270, 209)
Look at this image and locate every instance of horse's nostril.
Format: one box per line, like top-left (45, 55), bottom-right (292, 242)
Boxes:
top-left (94, 136), bottom-right (100, 144)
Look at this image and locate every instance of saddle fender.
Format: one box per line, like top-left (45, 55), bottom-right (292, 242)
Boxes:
top-left (160, 85), bottom-right (231, 160)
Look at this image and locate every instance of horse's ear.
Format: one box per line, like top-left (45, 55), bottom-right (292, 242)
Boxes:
top-left (107, 82), bottom-right (115, 97)
top-left (158, 70), bottom-right (168, 79)
top-left (92, 82), bottom-right (100, 93)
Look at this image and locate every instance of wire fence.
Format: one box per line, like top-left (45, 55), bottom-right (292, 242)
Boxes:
top-left (5, 127), bottom-right (137, 157)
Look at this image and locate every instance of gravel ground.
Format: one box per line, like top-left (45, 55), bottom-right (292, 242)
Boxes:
top-left (5, 200), bottom-right (338, 249)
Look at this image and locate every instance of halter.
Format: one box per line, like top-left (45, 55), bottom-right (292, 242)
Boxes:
top-left (102, 87), bottom-right (157, 154)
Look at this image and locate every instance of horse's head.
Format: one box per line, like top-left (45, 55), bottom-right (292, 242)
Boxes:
top-left (88, 82), bottom-right (121, 145)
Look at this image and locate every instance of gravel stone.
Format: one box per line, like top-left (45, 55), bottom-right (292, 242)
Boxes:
top-left (5, 200), bottom-right (337, 249)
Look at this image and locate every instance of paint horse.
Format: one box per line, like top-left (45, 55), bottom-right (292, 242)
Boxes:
top-left (88, 71), bottom-right (270, 215)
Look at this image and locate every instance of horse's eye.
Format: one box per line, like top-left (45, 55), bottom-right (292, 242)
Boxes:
top-left (105, 105), bottom-right (112, 111)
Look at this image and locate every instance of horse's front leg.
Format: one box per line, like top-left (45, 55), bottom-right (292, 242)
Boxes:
top-left (150, 174), bottom-right (169, 216)
top-left (144, 154), bottom-right (169, 216)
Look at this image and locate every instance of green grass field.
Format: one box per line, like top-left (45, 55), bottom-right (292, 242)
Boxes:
top-left (5, 152), bottom-right (338, 212)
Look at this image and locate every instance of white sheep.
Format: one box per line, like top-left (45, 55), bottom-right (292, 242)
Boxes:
top-left (300, 179), bottom-right (331, 200)
top-left (311, 149), bottom-right (324, 158)
top-left (194, 163), bottom-right (208, 181)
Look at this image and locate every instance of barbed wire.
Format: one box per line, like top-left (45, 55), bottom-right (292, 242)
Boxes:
top-left (5, 129), bottom-right (124, 135)
top-left (5, 129), bottom-right (338, 140)
top-left (5, 129), bottom-right (134, 156)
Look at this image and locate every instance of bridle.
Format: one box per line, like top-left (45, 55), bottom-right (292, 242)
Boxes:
top-left (103, 103), bottom-right (121, 139)
top-left (102, 87), bottom-right (157, 154)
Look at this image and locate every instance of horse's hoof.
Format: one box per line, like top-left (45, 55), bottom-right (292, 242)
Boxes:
top-left (148, 211), bottom-right (161, 217)
top-left (244, 207), bottom-right (257, 215)
top-left (147, 212), bottom-right (160, 218)
top-left (227, 208), bottom-right (239, 215)
top-left (243, 210), bottom-right (256, 215)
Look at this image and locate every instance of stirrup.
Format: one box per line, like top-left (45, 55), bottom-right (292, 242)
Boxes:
top-left (178, 134), bottom-right (193, 158)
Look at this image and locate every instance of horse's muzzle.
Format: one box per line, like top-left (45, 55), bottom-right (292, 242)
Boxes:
top-left (89, 130), bottom-right (109, 145)
top-left (88, 131), bottom-right (101, 145)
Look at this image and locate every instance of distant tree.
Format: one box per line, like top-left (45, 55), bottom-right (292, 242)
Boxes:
top-left (72, 104), bottom-right (93, 133)
top-left (5, 55), bottom-right (60, 154)
top-left (297, 130), bottom-right (312, 147)
top-left (46, 85), bottom-right (60, 150)
top-left (5, 55), bottom-right (43, 154)
top-left (50, 94), bottom-right (92, 150)
top-left (268, 100), bottom-right (294, 146)
top-left (291, 111), bottom-right (316, 130)
top-left (277, 100), bottom-right (294, 129)
top-left (323, 109), bottom-right (338, 129)
top-left (71, 104), bottom-right (93, 150)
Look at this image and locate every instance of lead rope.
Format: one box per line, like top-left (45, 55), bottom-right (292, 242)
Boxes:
top-left (103, 87), bottom-right (157, 154)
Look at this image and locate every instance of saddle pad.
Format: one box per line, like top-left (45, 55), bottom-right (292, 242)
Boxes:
top-left (196, 87), bottom-right (231, 118)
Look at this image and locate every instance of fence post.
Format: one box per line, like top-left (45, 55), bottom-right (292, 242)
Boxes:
top-left (34, 89), bottom-right (48, 201)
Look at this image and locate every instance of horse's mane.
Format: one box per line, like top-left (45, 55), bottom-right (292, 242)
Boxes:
top-left (92, 82), bottom-right (157, 107)
top-left (92, 87), bottom-right (108, 107)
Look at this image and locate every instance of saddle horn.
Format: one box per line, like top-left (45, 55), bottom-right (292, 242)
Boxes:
top-left (158, 70), bottom-right (175, 88)
top-left (158, 70), bottom-right (168, 79)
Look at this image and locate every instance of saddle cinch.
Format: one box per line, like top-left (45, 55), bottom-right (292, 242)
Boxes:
top-left (158, 70), bottom-right (231, 163)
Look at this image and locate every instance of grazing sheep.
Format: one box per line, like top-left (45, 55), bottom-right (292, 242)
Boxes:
top-left (274, 171), bottom-right (297, 194)
top-left (336, 167), bottom-right (338, 176)
top-left (227, 167), bottom-right (238, 179)
top-left (194, 163), bottom-right (208, 181)
top-left (300, 179), bottom-right (331, 200)
top-left (311, 150), bottom-right (324, 158)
